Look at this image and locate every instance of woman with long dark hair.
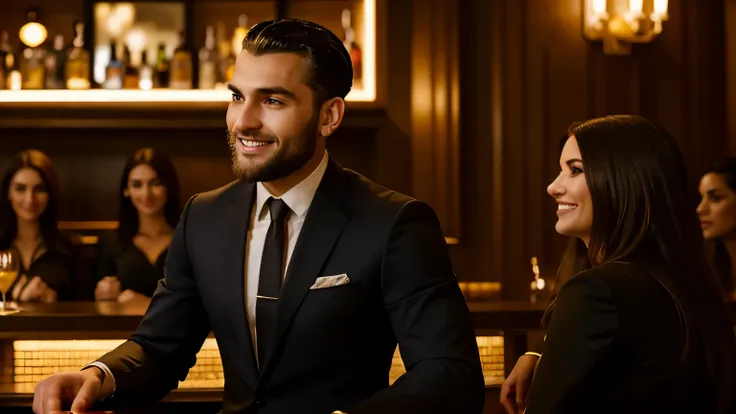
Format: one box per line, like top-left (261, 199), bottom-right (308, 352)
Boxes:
top-left (521, 116), bottom-right (736, 413)
top-left (94, 148), bottom-right (180, 304)
top-left (0, 150), bottom-right (73, 303)
top-left (697, 158), bottom-right (736, 297)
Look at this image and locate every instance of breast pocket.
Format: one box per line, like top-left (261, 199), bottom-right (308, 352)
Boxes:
top-left (303, 281), bottom-right (356, 303)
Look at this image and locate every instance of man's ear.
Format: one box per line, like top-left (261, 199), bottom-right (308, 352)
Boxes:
top-left (319, 97), bottom-right (346, 137)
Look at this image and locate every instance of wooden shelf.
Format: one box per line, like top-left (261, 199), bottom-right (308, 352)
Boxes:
top-left (0, 95), bottom-right (384, 129)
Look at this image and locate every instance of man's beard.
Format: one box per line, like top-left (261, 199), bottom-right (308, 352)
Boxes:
top-left (228, 114), bottom-right (320, 183)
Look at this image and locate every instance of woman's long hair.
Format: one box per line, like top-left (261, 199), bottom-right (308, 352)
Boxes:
top-left (702, 158), bottom-right (736, 293)
top-left (118, 148), bottom-right (180, 248)
top-left (546, 115), bottom-right (736, 413)
top-left (0, 150), bottom-right (64, 251)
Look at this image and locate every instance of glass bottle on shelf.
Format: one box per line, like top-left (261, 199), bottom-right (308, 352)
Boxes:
top-left (20, 47), bottom-right (46, 90)
top-left (18, 8), bottom-right (47, 90)
top-left (104, 40), bottom-right (123, 89)
top-left (216, 21), bottom-right (235, 86)
top-left (231, 14), bottom-right (248, 57)
top-left (138, 49), bottom-right (153, 90)
top-left (169, 31), bottom-right (192, 89)
top-left (66, 21), bottom-right (90, 90)
top-left (199, 25), bottom-right (218, 89)
top-left (341, 9), bottom-right (362, 89)
top-left (155, 42), bottom-right (169, 88)
top-left (122, 45), bottom-right (139, 89)
top-left (0, 30), bottom-right (11, 89)
top-left (44, 34), bottom-right (66, 89)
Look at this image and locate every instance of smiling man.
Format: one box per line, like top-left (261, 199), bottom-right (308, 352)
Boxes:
top-left (32, 19), bottom-right (484, 414)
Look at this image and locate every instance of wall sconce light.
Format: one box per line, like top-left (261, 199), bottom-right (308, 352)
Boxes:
top-left (582, 0), bottom-right (669, 55)
top-left (19, 8), bottom-right (48, 48)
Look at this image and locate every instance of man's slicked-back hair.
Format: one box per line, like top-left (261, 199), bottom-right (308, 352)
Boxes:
top-left (243, 18), bottom-right (353, 105)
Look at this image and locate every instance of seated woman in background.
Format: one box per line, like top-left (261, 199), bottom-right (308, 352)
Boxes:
top-left (0, 150), bottom-right (74, 303)
top-left (522, 116), bottom-right (736, 413)
top-left (697, 158), bottom-right (736, 297)
top-left (94, 148), bottom-right (180, 305)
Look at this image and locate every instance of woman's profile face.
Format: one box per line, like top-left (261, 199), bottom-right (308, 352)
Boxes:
top-left (126, 164), bottom-right (168, 218)
top-left (547, 136), bottom-right (593, 245)
top-left (697, 172), bottom-right (736, 240)
top-left (8, 168), bottom-right (49, 223)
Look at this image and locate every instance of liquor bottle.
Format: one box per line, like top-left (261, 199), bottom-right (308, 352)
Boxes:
top-left (20, 47), bottom-right (46, 89)
top-left (216, 21), bottom-right (235, 85)
top-left (122, 45), bottom-right (139, 89)
top-left (18, 8), bottom-right (47, 89)
top-left (104, 40), bottom-right (123, 89)
top-left (341, 9), bottom-right (362, 89)
top-left (169, 31), bottom-right (192, 89)
top-left (155, 42), bottom-right (169, 88)
top-left (138, 50), bottom-right (153, 90)
top-left (0, 30), bottom-right (11, 89)
top-left (65, 21), bottom-right (90, 89)
top-left (44, 34), bottom-right (66, 89)
top-left (198, 26), bottom-right (218, 89)
top-left (231, 14), bottom-right (248, 58)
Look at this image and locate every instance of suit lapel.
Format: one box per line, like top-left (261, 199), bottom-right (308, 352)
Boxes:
top-left (221, 181), bottom-right (260, 388)
top-left (259, 160), bottom-right (351, 377)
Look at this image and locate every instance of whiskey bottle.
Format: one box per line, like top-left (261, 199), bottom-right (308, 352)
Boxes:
top-left (104, 40), bottom-right (123, 89)
top-left (122, 45), bottom-right (139, 89)
top-left (0, 30), bottom-right (11, 89)
top-left (341, 9), bottom-right (362, 89)
top-left (66, 21), bottom-right (90, 90)
top-left (169, 32), bottom-right (192, 89)
top-left (138, 50), bottom-right (153, 90)
top-left (155, 42), bottom-right (169, 88)
top-left (216, 21), bottom-right (235, 86)
top-left (44, 34), bottom-right (66, 89)
top-left (198, 26), bottom-right (218, 89)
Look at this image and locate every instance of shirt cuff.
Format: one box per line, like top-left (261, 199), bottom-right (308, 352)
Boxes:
top-left (82, 361), bottom-right (117, 401)
top-left (524, 351), bottom-right (542, 358)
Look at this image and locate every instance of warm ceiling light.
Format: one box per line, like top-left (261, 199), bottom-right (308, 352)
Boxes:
top-left (582, 0), bottom-right (669, 55)
top-left (19, 9), bottom-right (47, 48)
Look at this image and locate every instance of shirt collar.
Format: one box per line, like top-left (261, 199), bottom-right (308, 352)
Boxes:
top-left (255, 150), bottom-right (329, 221)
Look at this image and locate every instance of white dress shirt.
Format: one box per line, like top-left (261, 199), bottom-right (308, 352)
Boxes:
top-left (87, 150), bottom-right (329, 396)
top-left (246, 151), bottom-right (329, 361)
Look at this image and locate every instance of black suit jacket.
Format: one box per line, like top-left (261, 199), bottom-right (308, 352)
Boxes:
top-left (524, 262), bottom-right (709, 414)
top-left (96, 159), bottom-right (485, 414)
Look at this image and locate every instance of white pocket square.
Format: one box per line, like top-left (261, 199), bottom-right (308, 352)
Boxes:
top-left (309, 274), bottom-right (350, 290)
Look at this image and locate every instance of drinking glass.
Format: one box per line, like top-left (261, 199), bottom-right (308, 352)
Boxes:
top-left (0, 249), bottom-right (20, 315)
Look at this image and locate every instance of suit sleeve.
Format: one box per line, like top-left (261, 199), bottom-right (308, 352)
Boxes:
top-left (347, 201), bottom-right (485, 414)
top-left (524, 271), bottom-right (619, 413)
top-left (95, 195), bottom-right (212, 404)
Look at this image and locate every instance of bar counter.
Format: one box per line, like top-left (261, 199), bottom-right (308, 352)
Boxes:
top-left (0, 300), bottom-right (548, 412)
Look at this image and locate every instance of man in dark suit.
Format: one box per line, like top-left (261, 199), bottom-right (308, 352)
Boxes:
top-left (32, 18), bottom-right (485, 414)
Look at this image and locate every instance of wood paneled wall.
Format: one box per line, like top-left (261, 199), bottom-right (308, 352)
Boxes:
top-left (447, 0), bottom-right (728, 299)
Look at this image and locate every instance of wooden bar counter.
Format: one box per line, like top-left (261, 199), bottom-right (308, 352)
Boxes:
top-left (0, 301), bottom-right (547, 413)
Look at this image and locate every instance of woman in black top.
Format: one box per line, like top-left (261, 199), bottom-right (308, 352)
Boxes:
top-left (95, 148), bottom-right (180, 304)
top-left (521, 116), bottom-right (736, 413)
top-left (0, 150), bottom-right (74, 303)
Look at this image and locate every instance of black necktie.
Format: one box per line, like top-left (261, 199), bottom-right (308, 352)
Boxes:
top-left (256, 197), bottom-right (289, 367)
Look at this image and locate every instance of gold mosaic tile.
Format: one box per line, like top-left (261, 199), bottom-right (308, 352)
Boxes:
top-left (11, 336), bottom-right (505, 388)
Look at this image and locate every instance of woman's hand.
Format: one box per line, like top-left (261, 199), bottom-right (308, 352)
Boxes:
top-left (500, 354), bottom-right (540, 414)
top-left (18, 276), bottom-right (58, 303)
top-left (117, 289), bottom-right (151, 306)
top-left (94, 276), bottom-right (122, 301)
